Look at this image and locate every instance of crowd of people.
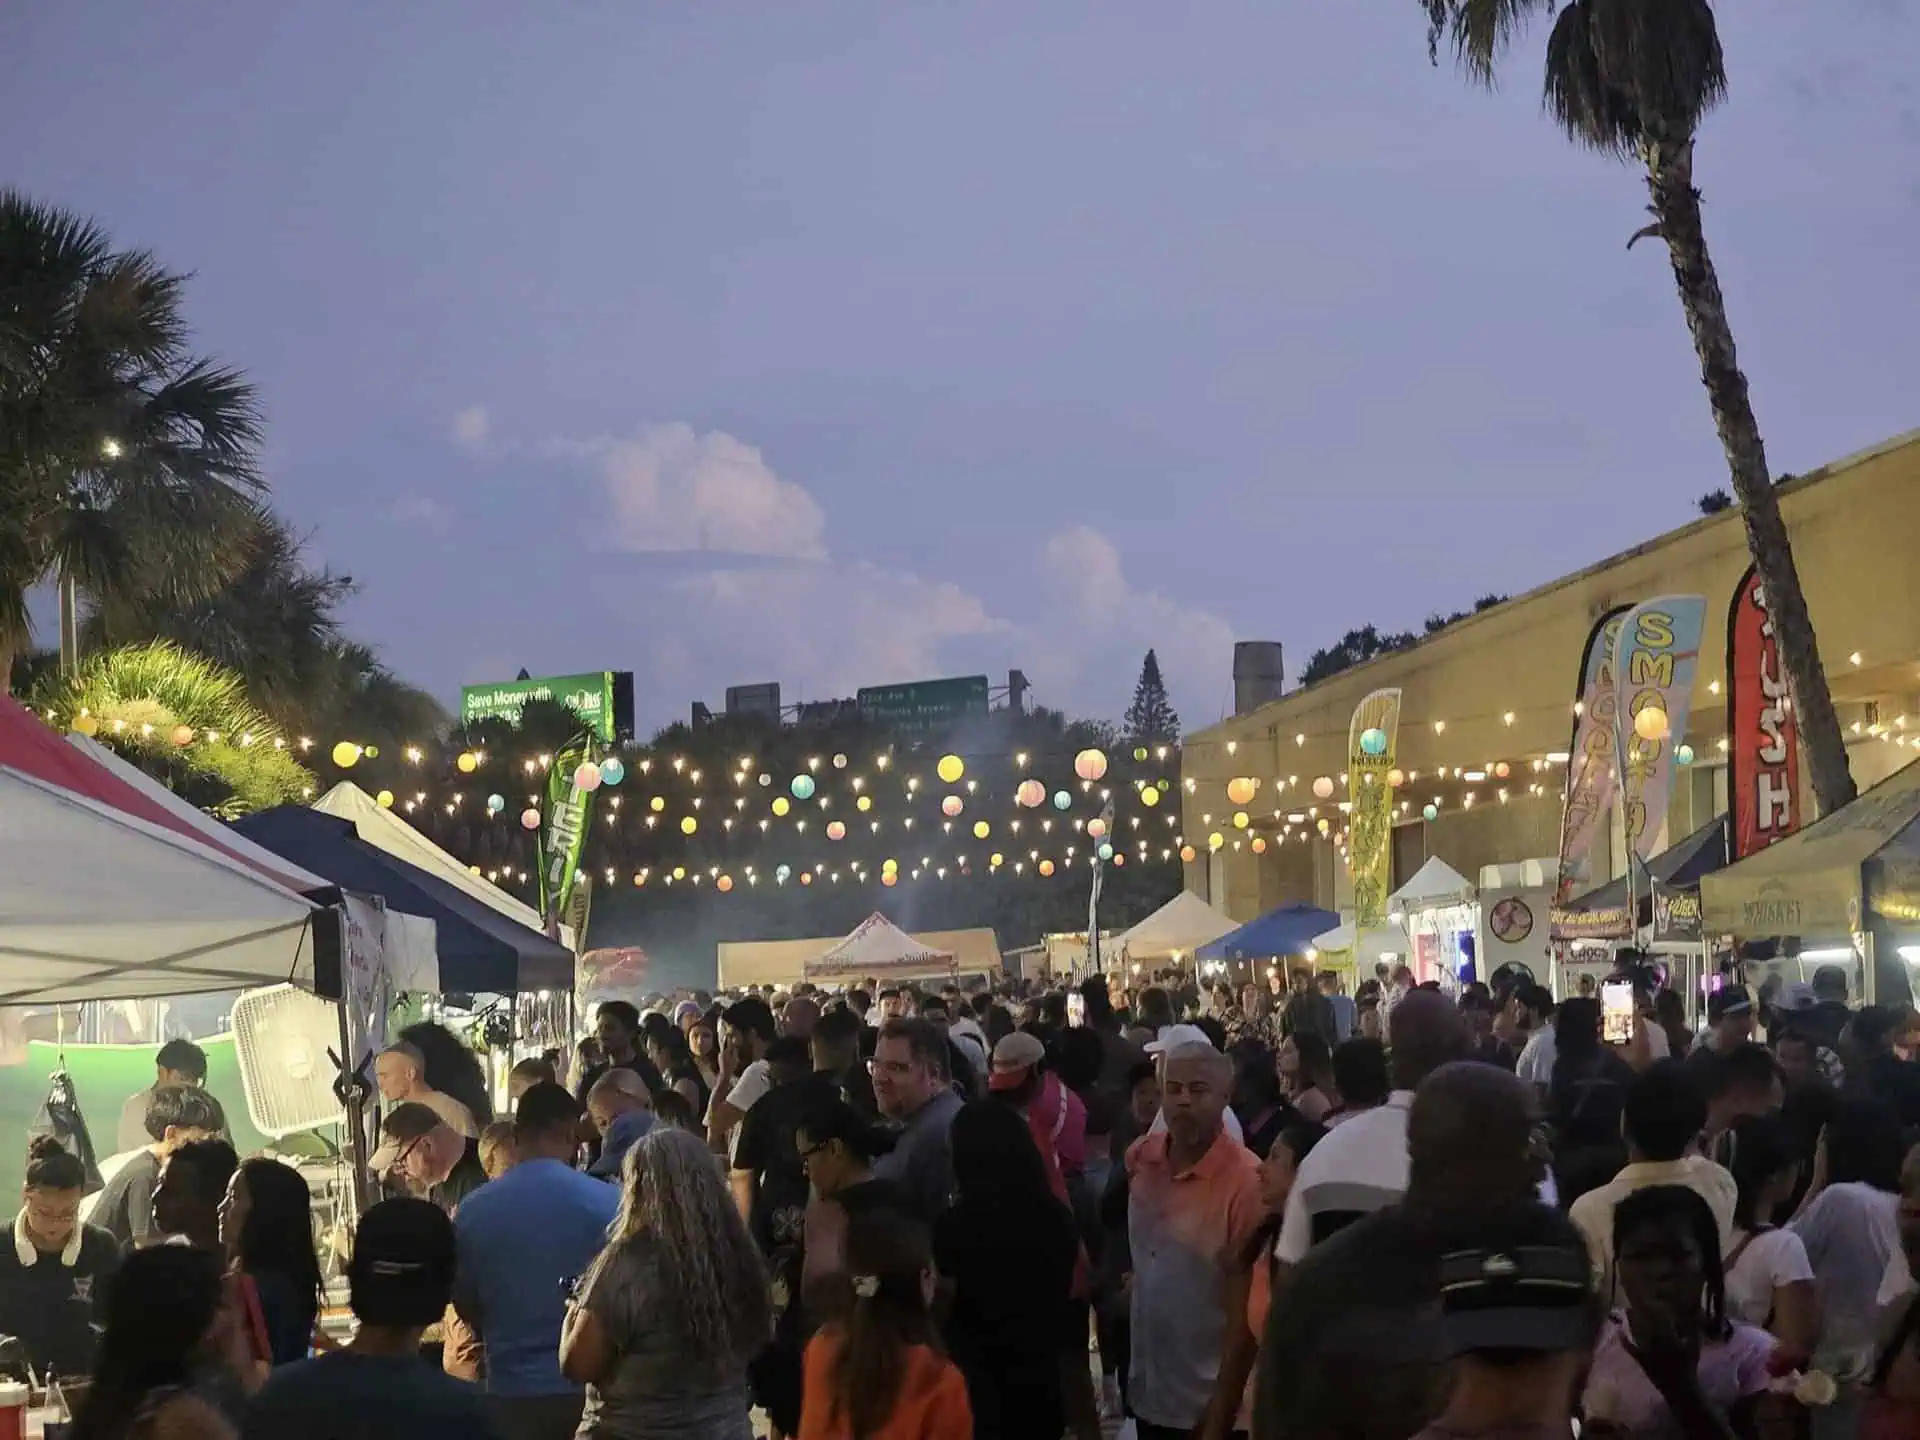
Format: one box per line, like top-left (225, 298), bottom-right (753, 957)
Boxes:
top-left (6, 957), bottom-right (1920, 1439)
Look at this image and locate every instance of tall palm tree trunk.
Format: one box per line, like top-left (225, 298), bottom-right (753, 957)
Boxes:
top-left (1643, 136), bottom-right (1857, 816)
top-left (58, 565), bottom-right (80, 677)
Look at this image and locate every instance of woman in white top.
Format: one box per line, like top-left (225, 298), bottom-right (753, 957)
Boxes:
top-left (1716, 1113), bottom-right (1819, 1367)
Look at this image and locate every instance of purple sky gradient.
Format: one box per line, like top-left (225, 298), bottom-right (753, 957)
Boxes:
top-left (7, 1), bottom-right (1917, 736)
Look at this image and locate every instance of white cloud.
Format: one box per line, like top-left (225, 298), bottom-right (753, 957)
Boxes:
top-left (450, 406), bottom-right (490, 451)
top-left (598, 424), bottom-right (826, 559)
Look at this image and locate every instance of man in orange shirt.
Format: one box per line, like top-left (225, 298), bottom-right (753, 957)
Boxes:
top-left (1125, 1041), bottom-right (1263, 1440)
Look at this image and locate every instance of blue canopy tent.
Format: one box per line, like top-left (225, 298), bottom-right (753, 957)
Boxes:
top-left (1196, 902), bottom-right (1343, 962)
top-left (229, 808), bottom-right (573, 995)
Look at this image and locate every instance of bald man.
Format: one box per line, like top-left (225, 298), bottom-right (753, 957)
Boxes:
top-left (1253, 1063), bottom-right (1545, 1440)
top-left (1271, 988), bottom-right (1469, 1267)
top-left (1126, 1042), bottom-right (1263, 1440)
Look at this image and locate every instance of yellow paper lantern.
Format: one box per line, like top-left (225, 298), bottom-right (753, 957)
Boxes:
top-left (1180, 845), bottom-right (1197, 863)
top-left (1226, 777), bottom-right (1258, 806)
top-left (376, 789), bottom-right (395, 808)
top-left (882, 857), bottom-right (898, 873)
top-left (331, 741), bottom-right (361, 768)
top-left (856, 794), bottom-right (873, 812)
top-left (937, 754), bottom-right (965, 784)
top-left (1208, 831), bottom-right (1225, 851)
top-left (672, 866), bottom-right (686, 880)
top-left (973, 820), bottom-right (990, 839)
top-left (1634, 706), bottom-right (1670, 741)
top-left (990, 852), bottom-right (1004, 867)
top-left (717, 875), bottom-right (733, 893)
top-left (772, 796), bottom-right (791, 817)
top-left (680, 815), bottom-right (698, 834)
top-left (1140, 786), bottom-right (1159, 808)
top-left (1039, 859), bottom-right (1056, 877)
top-left (456, 751), bottom-right (478, 773)
top-left (1232, 811), bottom-right (1249, 830)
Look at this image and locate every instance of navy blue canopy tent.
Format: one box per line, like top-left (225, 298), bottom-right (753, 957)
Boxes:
top-left (1196, 902), bottom-right (1343, 962)
top-left (229, 808), bottom-right (573, 994)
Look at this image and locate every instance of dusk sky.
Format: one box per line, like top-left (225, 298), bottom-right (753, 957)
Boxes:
top-left (8, 2), bottom-right (1917, 737)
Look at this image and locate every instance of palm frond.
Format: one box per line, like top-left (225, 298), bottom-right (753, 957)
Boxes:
top-left (1545, 0), bottom-right (1725, 153)
top-left (1421, 0), bottom-right (1558, 85)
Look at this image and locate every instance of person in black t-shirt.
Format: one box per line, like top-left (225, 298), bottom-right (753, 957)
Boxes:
top-left (0, 1137), bottom-right (121, 1377)
top-left (90, 1084), bottom-right (225, 1249)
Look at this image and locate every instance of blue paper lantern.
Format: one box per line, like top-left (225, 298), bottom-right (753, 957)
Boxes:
top-left (1053, 790), bottom-right (1071, 811)
top-left (1097, 842), bottom-right (1114, 861)
top-left (791, 774), bottom-right (816, 800)
top-left (599, 756), bottom-right (626, 786)
top-left (1359, 726), bottom-right (1388, 757)
top-left (485, 793), bottom-right (505, 815)
top-left (1422, 803), bottom-right (1439, 822)
top-left (1675, 744), bottom-right (1695, 766)
top-left (775, 864), bottom-right (792, 883)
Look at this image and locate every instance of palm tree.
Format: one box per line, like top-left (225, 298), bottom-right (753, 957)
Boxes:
top-left (0, 190), bottom-right (264, 692)
top-left (1421, 1), bottom-right (1856, 814)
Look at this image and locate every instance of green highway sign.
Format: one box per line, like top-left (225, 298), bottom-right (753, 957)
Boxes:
top-left (856, 675), bottom-right (990, 733)
top-left (461, 672), bottom-right (620, 741)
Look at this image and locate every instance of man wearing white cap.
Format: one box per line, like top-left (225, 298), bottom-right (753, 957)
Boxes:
top-left (1144, 1026), bottom-right (1244, 1145)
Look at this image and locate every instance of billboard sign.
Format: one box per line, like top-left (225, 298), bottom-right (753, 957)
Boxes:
top-left (460, 672), bottom-right (625, 742)
top-left (856, 674), bottom-right (990, 732)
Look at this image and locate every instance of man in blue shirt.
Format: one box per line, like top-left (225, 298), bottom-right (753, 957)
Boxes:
top-left (454, 1082), bottom-right (618, 1440)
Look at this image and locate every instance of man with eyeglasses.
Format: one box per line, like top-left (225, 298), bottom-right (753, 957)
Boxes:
top-left (372, 1103), bottom-right (487, 1216)
top-left (869, 1017), bottom-right (964, 1223)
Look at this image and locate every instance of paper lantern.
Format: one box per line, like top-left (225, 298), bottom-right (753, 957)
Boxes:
top-left (1014, 779), bottom-right (1044, 808)
top-left (486, 793), bottom-right (505, 814)
top-left (942, 795), bottom-right (964, 817)
top-left (881, 871), bottom-right (897, 887)
top-left (1312, 776), bottom-right (1335, 799)
top-left (717, 875), bottom-right (733, 893)
top-left (1316, 818), bottom-right (1331, 834)
top-left (775, 864), bottom-right (792, 883)
top-left (1232, 812), bottom-right (1249, 830)
top-left (332, 742), bottom-right (361, 768)
top-left (70, 714), bottom-right (99, 737)
top-left (827, 820), bottom-right (847, 841)
top-left (937, 754), bottom-right (965, 784)
top-left (758, 773), bottom-right (772, 787)
top-left (672, 866), bottom-right (686, 880)
top-left (990, 852), bottom-right (1004, 867)
top-left (856, 794), bottom-right (872, 812)
top-left (364, 745), bottom-right (379, 759)
top-left (1634, 706), bottom-right (1670, 741)
top-left (599, 757), bottom-right (626, 785)
top-left (1140, 786), bottom-right (1160, 808)
top-left (1226, 777), bottom-right (1258, 806)
top-left (1180, 845), bottom-right (1197, 863)
top-left (1087, 818), bottom-right (1107, 839)
top-left (832, 753), bottom-right (848, 769)
top-left (1676, 744), bottom-right (1695, 766)
top-left (680, 815), bottom-right (698, 834)
top-left (882, 857), bottom-right (898, 873)
top-left (1097, 842), bottom-right (1114, 860)
top-left (1251, 836), bottom-right (1267, 854)
top-left (1422, 803), bottom-right (1439, 822)
top-left (772, 796), bottom-right (791, 817)
top-left (1208, 831), bottom-right (1225, 851)
top-left (973, 820), bottom-right (990, 839)
top-left (1359, 727), bottom-right (1388, 757)
top-left (376, 789), bottom-right (394, 808)
top-left (574, 762), bottom-right (602, 791)
top-left (1074, 749), bottom-right (1108, 782)
top-left (1039, 860), bottom-right (1055, 877)
top-left (800, 872), bottom-right (813, 886)
top-left (1053, 790), bottom-right (1072, 811)
top-left (791, 774), bottom-right (816, 800)
top-left (456, 751), bottom-right (478, 774)
top-left (633, 873), bottom-right (647, 887)
top-left (520, 807), bottom-right (541, 830)
top-left (1493, 761), bottom-right (1510, 779)
top-left (649, 795), bottom-right (665, 813)
top-left (1388, 768), bottom-right (1406, 788)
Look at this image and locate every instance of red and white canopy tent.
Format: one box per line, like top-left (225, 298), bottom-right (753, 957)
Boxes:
top-left (804, 913), bottom-right (958, 986)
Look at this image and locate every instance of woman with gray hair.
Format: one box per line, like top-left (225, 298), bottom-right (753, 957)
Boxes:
top-left (561, 1126), bottom-right (772, 1439)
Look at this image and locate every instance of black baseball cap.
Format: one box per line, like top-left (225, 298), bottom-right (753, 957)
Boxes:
top-left (1435, 1205), bottom-right (1597, 1357)
top-left (1707, 987), bottom-right (1754, 1024)
top-left (349, 1197), bottom-right (456, 1326)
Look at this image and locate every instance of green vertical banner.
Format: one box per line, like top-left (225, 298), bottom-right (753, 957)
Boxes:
top-left (1347, 688), bottom-right (1402, 929)
top-left (538, 732), bottom-right (600, 929)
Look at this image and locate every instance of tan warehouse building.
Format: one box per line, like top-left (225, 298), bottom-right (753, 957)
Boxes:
top-left (1181, 430), bottom-right (1920, 933)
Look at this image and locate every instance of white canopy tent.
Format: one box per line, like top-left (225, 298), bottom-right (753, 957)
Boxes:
top-left (1389, 857), bottom-right (1478, 914)
top-left (1115, 891), bottom-right (1237, 960)
top-left (71, 738), bottom-right (438, 992)
top-left (314, 782), bottom-right (576, 953)
top-left (0, 768), bottom-right (326, 1003)
top-left (1311, 919), bottom-right (1406, 967)
top-left (805, 913), bottom-right (957, 985)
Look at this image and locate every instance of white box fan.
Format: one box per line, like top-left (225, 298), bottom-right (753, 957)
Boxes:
top-left (231, 985), bottom-right (343, 1138)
